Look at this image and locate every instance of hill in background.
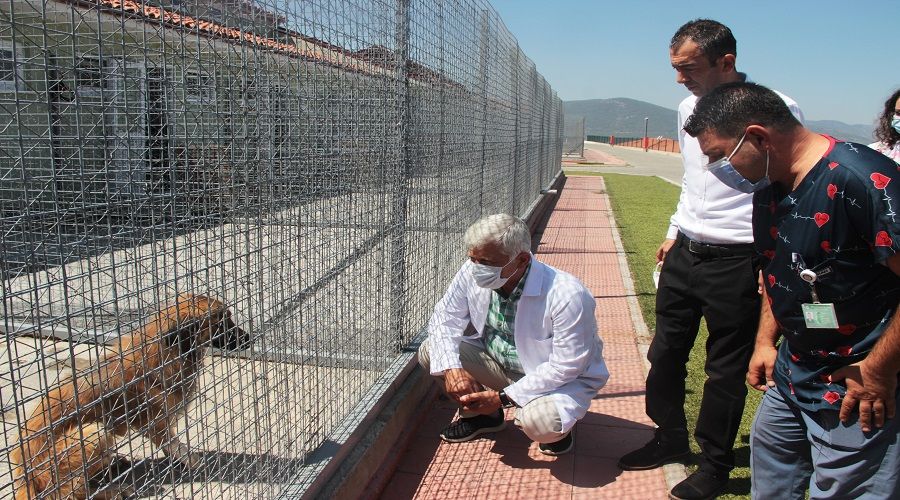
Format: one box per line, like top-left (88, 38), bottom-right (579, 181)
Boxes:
top-left (564, 98), bottom-right (677, 138)
top-left (802, 120), bottom-right (875, 145)
top-left (565, 98), bottom-right (875, 144)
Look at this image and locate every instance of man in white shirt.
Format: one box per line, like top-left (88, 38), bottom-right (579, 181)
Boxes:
top-left (418, 213), bottom-right (608, 456)
top-left (616, 19), bottom-right (803, 500)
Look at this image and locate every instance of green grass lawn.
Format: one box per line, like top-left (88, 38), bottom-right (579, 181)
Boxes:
top-left (594, 172), bottom-right (762, 499)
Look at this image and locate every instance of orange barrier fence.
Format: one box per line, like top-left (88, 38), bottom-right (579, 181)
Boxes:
top-left (587, 135), bottom-right (681, 153)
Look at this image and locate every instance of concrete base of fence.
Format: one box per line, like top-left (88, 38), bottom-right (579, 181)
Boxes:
top-left (305, 170), bottom-right (565, 499)
top-left (319, 361), bottom-right (439, 500)
top-left (526, 171), bottom-right (564, 235)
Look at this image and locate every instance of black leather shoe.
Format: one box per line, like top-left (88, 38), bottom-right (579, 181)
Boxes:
top-left (669, 468), bottom-right (728, 500)
top-left (439, 410), bottom-right (505, 443)
top-left (539, 432), bottom-right (573, 456)
top-left (617, 430), bottom-right (690, 471)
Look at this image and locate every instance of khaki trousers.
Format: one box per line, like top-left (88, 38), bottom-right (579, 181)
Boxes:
top-left (418, 338), bottom-right (567, 444)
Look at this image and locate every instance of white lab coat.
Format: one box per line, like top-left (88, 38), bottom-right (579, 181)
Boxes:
top-left (427, 257), bottom-right (609, 432)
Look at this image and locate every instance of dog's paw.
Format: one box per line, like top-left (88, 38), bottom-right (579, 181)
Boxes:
top-left (113, 485), bottom-right (137, 499)
top-left (167, 444), bottom-right (202, 468)
top-left (182, 451), bottom-right (202, 468)
top-left (90, 484), bottom-right (136, 500)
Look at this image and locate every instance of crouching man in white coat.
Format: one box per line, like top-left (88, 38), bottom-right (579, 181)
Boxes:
top-left (418, 213), bottom-right (609, 455)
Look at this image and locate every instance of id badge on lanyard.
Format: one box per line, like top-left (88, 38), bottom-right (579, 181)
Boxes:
top-left (795, 253), bottom-right (838, 329)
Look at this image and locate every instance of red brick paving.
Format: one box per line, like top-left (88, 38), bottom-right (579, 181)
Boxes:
top-left (378, 175), bottom-right (667, 499)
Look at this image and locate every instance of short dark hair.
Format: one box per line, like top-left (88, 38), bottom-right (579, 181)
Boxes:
top-left (874, 88), bottom-right (900, 148)
top-left (671, 19), bottom-right (736, 65)
top-left (683, 82), bottom-right (801, 139)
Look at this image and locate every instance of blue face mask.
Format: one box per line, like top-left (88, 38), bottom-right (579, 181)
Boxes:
top-left (705, 132), bottom-right (771, 194)
top-left (892, 116), bottom-right (900, 134)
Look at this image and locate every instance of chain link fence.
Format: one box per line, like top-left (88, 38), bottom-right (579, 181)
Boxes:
top-left (0, 0), bottom-right (563, 497)
top-left (562, 116), bottom-right (584, 157)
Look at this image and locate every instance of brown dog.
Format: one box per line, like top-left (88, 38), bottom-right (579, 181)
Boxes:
top-left (10, 294), bottom-right (251, 499)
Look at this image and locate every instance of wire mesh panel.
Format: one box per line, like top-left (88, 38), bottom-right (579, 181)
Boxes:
top-left (0, 0), bottom-right (563, 497)
top-left (563, 116), bottom-right (585, 157)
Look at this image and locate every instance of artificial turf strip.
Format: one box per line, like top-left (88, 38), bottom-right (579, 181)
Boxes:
top-left (598, 173), bottom-right (761, 499)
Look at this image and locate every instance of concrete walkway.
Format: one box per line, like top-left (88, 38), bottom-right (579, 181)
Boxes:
top-left (378, 170), bottom-right (680, 499)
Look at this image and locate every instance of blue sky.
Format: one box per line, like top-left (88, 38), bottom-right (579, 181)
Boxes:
top-left (491, 0), bottom-right (898, 125)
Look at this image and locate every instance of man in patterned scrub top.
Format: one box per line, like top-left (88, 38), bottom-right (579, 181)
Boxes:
top-left (684, 82), bottom-right (900, 499)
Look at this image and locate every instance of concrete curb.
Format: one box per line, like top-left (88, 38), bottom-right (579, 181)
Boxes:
top-left (320, 364), bottom-right (438, 500)
top-left (597, 176), bottom-right (687, 492)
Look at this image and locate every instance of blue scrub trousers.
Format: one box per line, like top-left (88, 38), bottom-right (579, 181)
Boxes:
top-left (751, 385), bottom-right (900, 499)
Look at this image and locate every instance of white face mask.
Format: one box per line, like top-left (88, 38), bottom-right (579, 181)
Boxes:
top-left (470, 256), bottom-right (518, 289)
top-left (705, 132), bottom-right (771, 194)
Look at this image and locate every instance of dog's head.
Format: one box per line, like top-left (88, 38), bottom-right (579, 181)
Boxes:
top-left (162, 295), bottom-right (252, 354)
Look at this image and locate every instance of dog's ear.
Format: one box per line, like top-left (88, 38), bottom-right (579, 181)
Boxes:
top-left (164, 318), bottom-right (202, 355)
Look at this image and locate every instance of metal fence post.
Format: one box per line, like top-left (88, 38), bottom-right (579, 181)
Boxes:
top-left (390, 0), bottom-right (411, 351)
top-left (542, 80), bottom-right (550, 187)
top-left (476, 8), bottom-right (489, 216)
top-left (511, 44), bottom-right (521, 217)
top-left (579, 116), bottom-right (585, 157)
top-left (644, 116), bottom-right (649, 151)
top-left (438, 0), bottom-right (446, 198)
top-left (536, 74), bottom-right (545, 190)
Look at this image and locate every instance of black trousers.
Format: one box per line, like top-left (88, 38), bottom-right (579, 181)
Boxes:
top-left (646, 232), bottom-right (760, 472)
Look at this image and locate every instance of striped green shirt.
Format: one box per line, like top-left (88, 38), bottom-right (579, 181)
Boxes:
top-left (483, 262), bottom-right (531, 374)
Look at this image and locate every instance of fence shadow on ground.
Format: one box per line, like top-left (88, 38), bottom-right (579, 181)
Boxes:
top-left (106, 448), bottom-right (312, 497)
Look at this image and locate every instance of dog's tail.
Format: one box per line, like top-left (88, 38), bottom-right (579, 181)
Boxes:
top-left (11, 438), bottom-right (42, 500)
top-left (12, 481), bottom-right (38, 500)
top-left (12, 422), bottom-right (116, 500)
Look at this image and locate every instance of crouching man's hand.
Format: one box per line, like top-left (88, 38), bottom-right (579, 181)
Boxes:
top-left (444, 368), bottom-right (482, 404)
top-left (459, 390), bottom-right (501, 415)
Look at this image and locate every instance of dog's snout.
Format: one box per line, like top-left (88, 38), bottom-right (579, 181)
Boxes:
top-left (229, 325), bottom-right (252, 351)
top-left (212, 314), bottom-right (252, 351)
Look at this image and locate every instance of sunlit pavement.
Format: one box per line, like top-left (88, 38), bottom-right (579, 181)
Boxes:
top-left (564, 142), bottom-right (684, 186)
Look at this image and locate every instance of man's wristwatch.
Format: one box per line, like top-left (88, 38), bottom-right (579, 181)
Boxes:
top-left (498, 389), bottom-right (517, 408)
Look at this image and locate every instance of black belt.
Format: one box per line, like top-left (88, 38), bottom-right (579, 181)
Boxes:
top-left (676, 232), bottom-right (755, 259)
